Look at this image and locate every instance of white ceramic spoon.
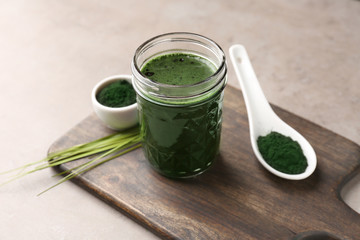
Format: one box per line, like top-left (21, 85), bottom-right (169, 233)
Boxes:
top-left (229, 44), bottom-right (317, 180)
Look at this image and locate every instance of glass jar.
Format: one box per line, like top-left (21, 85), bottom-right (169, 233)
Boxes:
top-left (131, 32), bottom-right (227, 178)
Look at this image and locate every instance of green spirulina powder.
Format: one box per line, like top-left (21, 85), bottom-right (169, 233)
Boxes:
top-left (96, 80), bottom-right (136, 108)
top-left (257, 131), bottom-right (308, 174)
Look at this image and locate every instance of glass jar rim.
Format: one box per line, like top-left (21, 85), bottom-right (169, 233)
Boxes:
top-left (131, 32), bottom-right (227, 104)
top-left (132, 32), bottom-right (226, 88)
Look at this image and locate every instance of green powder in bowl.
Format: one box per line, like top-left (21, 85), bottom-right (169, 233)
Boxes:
top-left (96, 80), bottom-right (136, 108)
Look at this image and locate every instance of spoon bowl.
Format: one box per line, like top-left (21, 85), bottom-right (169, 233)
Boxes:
top-left (229, 44), bottom-right (316, 180)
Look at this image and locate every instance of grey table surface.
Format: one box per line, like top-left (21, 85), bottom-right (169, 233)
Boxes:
top-left (0, 0), bottom-right (359, 239)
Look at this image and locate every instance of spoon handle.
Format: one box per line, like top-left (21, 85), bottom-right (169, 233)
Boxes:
top-left (229, 45), bottom-right (275, 130)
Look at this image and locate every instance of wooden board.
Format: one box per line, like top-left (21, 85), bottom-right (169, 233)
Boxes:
top-left (49, 86), bottom-right (360, 240)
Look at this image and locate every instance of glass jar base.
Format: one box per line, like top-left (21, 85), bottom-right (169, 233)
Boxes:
top-left (148, 158), bottom-right (216, 179)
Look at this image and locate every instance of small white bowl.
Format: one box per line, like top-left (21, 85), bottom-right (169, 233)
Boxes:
top-left (91, 75), bottom-right (138, 131)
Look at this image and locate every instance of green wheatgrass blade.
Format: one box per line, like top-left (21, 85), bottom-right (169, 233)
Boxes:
top-left (37, 128), bottom-right (138, 171)
top-left (0, 158), bottom-right (48, 175)
top-left (2, 133), bottom-right (138, 181)
top-left (79, 144), bottom-right (141, 173)
top-left (45, 133), bottom-right (119, 160)
top-left (45, 127), bottom-right (139, 160)
top-left (53, 135), bottom-right (141, 177)
top-left (46, 134), bottom-right (141, 168)
top-left (53, 140), bottom-right (140, 178)
top-left (46, 130), bottom-right (139, 163)
top-left (0, 171), bottom-right (31, 187)
top-left (36, 141), bottom-right (125, 171)
top-left (72, 143), bottom-right (141, 177)
top-left (1, 128), bottom-right (138, 178)
top-left (0, 127), bottom-right (142, 190)
top-left (63, 137), bottom-right (141, 175)
top-left (37, 143), bottom-right (141, 196)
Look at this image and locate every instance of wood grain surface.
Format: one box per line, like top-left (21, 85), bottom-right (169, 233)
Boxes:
top-left (49, 86), bottom-right (360, 240)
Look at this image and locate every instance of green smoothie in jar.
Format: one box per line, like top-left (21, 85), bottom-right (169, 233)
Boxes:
top-left (132, 33), bottom-right (227, 178)
top-left (142, 53), bottom-right (216, 85)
